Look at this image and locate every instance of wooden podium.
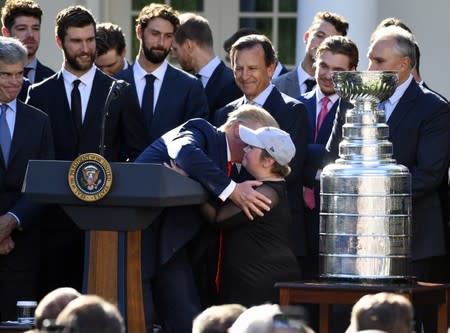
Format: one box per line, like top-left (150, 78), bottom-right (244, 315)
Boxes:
top-left (22, 160), bottom-right (207, 333)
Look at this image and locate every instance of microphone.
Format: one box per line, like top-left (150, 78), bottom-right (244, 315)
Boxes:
top-left (99, 80), bottom-right (130, 157)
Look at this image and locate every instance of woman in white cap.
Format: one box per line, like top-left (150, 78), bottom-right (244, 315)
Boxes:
top-left (201, 125), bottom-right (301, 307)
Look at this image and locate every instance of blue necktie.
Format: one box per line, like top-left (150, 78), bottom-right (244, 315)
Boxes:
top-left (0, 104), bottom-right (11, 166)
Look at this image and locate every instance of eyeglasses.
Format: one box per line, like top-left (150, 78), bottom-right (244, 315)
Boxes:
top-left (0, 71), bottom-right (24, 80)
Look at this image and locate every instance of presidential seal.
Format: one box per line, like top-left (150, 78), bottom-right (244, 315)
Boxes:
top-left (68, 153), bottom-right (113, 202)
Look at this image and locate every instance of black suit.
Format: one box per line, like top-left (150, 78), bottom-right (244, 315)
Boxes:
top-left (117, 63), bottom-right (209, 143)
top-left (0, 100), bottom-right (54, 320)
top-left (17, 59), bottom-right (55, 102)
top-left (215, 87), bottom-right (309, 257)
top-left (26, 68), bottom-right (148, 298)
top-left (204, 61), bottom-right (242, 118)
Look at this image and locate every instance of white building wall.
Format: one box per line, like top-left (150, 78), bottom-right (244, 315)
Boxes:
top-left (34, 0), bottom-right (450, 99)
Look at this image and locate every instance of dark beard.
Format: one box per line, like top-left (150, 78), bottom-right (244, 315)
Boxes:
top-left (143, 46), bottom-right (170, 64)
top-left (64, 49), bottom-right (95, 72)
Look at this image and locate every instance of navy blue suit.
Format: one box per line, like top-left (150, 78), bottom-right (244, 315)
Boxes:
top-left (214, 87), bottom-right (309, 257)
top-left (17, 60), bottom-right (55, 102)
top-left (0, 100), bottom-right (54, 320)
top-left (204, 61), bottom-right (242, 118)
top-left (135, 119), bottom-right (230, 333)
top-left (327, 79), bottom-right (450, 263)
top-left (117, 63), bottom-right (209, 143)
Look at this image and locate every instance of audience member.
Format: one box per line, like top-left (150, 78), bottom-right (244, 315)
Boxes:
top-left (116, 3), bottom-right (209, 144)
top-left (171, 13), bottom-right (242, 116)
top-left (198, 125), bottom-right (300, 306)
top-left (55, 295), bottom-right (125, 333)
top-left (192, 303), bottom-right (246, 333)
top-left (135, 105), bottom-right (276, 332)
top-left (0, 35), bottom-right (54, 321)
top-left (273, 11), bottom-right (348, 97)
top-left (346, 292), bottom-right (414, 333)
top-left (222, 27), bottom-right (288, 80)
top-left (299, 35), bottom-right (358, 280)
top-left (228, 304), bottom-right (281, 333)
top-left (26, 5), bottom-right (147, 300)
top-left (326, 25), bottom-right (450, 333)
top-left (34, 287), bottom-right (81, 330)
top-left (214, 33), bottom-right (308, 271)
top-left (95, 22), bottom-right (129, 76)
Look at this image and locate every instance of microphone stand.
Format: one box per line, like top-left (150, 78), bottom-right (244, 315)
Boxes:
top-left (99, 80), bottom-right (129, 157)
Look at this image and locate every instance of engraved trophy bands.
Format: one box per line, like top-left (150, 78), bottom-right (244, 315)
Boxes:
top-left (319, 71), bottom-right (413, 282)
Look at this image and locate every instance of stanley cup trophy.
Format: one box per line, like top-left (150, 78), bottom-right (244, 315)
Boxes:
top-left (319, 71), bottom-right (413, 282)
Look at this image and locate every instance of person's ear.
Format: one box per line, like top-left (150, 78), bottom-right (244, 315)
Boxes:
top-left (1, 27), bottom-right (11, 37)
top-left (55, 35), bottom-right (63, 50)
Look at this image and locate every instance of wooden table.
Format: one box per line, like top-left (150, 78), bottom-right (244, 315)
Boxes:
top-left (276, 281), bottom-right (450, 333)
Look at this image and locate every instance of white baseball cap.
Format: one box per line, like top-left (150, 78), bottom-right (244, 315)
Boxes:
top-left (239, 125), bottom-right (296, 166)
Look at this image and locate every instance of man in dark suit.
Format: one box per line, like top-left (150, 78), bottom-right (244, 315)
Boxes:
top-left (299, 36), bottom-right (358, 280)
top-left (171, 13), bottom-right (242, 118)
top-left (327, 26), bottom-right (450, 333)
top-left (214, 34), bottom-right (309, 267)
top-left (0, 36), bottom-right (54, 320)
top-left (26, 6), bottom-right (147, 299)
top-left (273, 11), bottom-right (349, 98)
top-left (136, 105), bottom-right (276, 333)
top-left (1, 0), bottom-right (55, 103)
top-left (116, 4), bottom-right (208, 144)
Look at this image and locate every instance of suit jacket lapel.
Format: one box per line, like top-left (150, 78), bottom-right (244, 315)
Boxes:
top-left (83, 70), bottom-right (108, 135)
top-left (205, 61), bottom-right (224, 94)
top-left (387, 80), bottom-right (418, 134)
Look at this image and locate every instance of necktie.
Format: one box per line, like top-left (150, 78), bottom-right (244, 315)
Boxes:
top-left (315, 97), bottom-right (330, 142)
top-left (142, 74), bottom-right (156, 132)
top-left (214, 161), bottom-right (233, 292)
top-left (304, 97), bottom-right (330, 210)
top-left (304, 78), bottom-right (316, 93)
top-left (71, 79), bottom-right (82, 134)
top-left (23, 67), bottom-right (32, 79)
top-left (0, 104), bottom-right (11, 166)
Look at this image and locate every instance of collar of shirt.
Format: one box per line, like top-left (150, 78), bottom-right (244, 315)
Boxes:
top-left (315, 90), bottom-right (338, 123)
top-left (198, 56), bottom-right (221, 87)
top-left (297, 64), bottom-right (314, 95)
top-left (245, 84), bottom-right (273, 106)
top-left (133, 60), bottom-right (168, 107)
top-left (1, 99), bottom-right (17, 136)
top-left (62, 65), bottom-right (96, 120)
top-left (384, 74), bottom-right (413, 121)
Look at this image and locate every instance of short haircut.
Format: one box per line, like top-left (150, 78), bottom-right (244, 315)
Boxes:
top-left (315, 35), bottom-right (359, 69)
top-left (56, 295), bottom-right (125, 333)
top-left (230, 34), bottom-right (277, 68)
top-left (55, 5), bottom-right (96, 43)
top-left (1, 0), bottom-right (42, 31)
top-left (349, 292), bottom-right (414, 333)
top-left (175, 13), bottom-right (213, 49)
top-left (370, 26), bottom-right (416, 70)
top-left (192, 304), bottom-right (247, 333)
top-left (34, 287), bottom-right (81, 330)
top-left (223, 27), bottom-right (260, 55)
top-left (0, 35), bottom-right (28, 64)
top-left (222, 104), bottom-right (279, 131)
top-left (372, 17), bottom-right (420, 75)
top-left (136, 3), bottom-right (179, 32)
top-left (308, 11), bottom-right (349, 36)
top-left (96, 22), bottom-right (126, 56)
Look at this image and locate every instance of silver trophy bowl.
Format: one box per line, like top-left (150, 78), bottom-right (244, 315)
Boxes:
top-left (332, 70), bottom-right (398, 103)
top-left (319, 70), bottom-right (412, 283)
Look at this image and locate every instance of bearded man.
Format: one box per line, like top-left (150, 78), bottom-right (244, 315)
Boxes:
top-left (25, 5), bottom-right (147, 299)
top-left (117, 3), bottom-right (209, 144)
